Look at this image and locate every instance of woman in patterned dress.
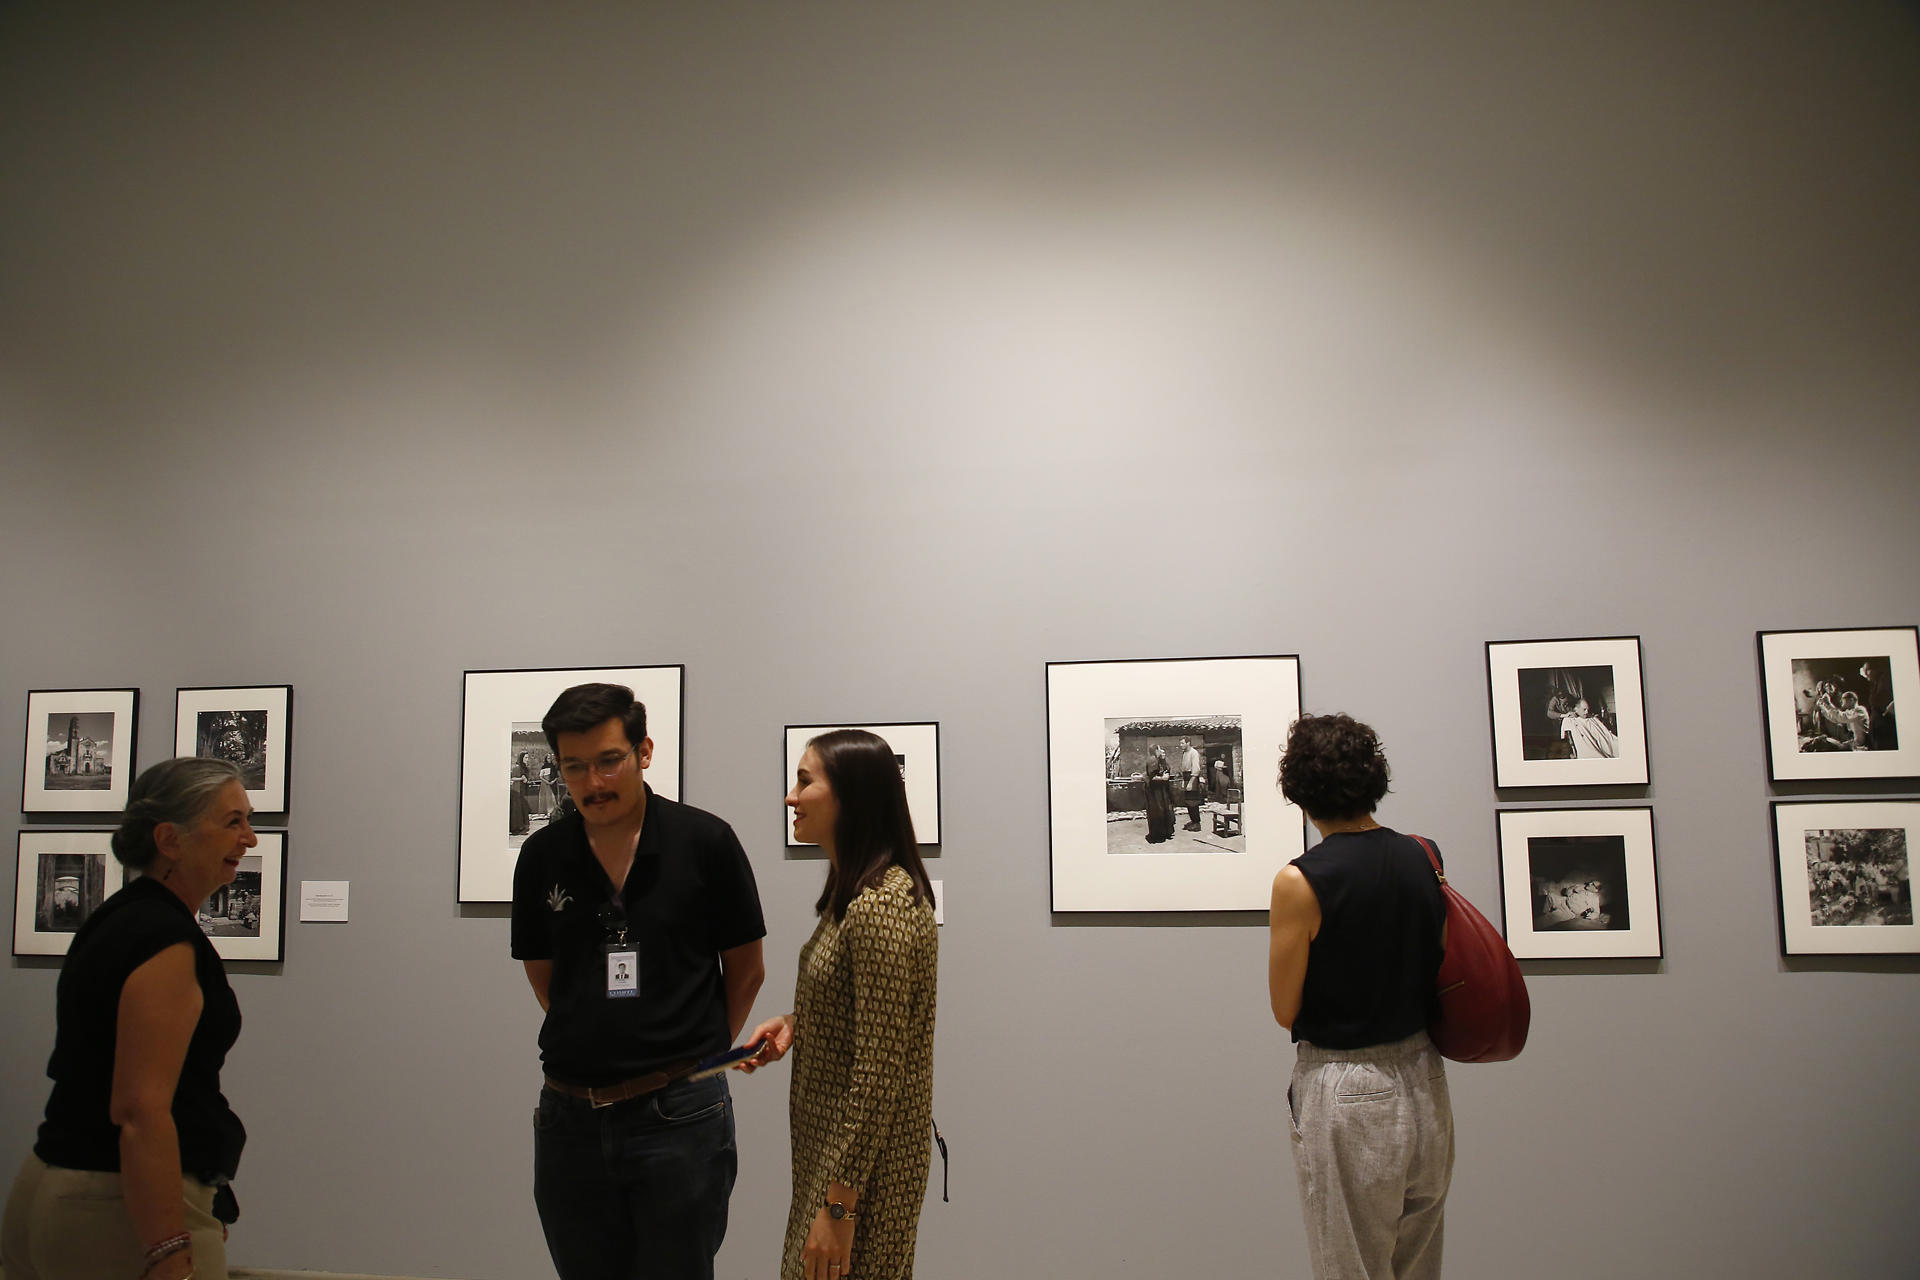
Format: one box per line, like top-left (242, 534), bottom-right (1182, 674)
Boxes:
top-left (741, 729), bottom-right (938, 1280)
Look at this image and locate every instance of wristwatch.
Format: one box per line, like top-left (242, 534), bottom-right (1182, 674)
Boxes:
top-left (826, 1201), bottom-right (858, 1221)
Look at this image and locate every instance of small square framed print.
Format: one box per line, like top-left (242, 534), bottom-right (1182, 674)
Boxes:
top-left (197, 831), bottom-right (288, 962)
top-left (1496, 807), bottom-right (1662, 959)
top-left (1771, 800), bottom-right (1918, 955)
top-left (22, 689), bottom-right (140, 814)
top-left (174, 685), bottom-right (293, 813)
top-left (784, 723), bottom-right (941, 847)
top-left (1757, 627), bottom-right (1918, 782)
top-left (1486, 637), bottom-right (1649, 788)
top-left (13, 831), bottom-right (126, 957)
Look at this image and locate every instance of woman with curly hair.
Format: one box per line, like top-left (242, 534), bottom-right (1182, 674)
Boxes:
top-left (1268, 713), bottom-right (1452, 1280)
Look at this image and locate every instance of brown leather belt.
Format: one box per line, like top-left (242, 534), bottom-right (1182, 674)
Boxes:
top-left (544, 1060), bottom-right (700, 1109)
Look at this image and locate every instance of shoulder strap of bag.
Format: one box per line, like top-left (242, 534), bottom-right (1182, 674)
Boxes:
top-left (1409, 833), bottom-right (1445, 884)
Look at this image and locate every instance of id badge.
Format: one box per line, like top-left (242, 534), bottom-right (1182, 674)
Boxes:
top-left (603, 943), bottom-right (639, 999)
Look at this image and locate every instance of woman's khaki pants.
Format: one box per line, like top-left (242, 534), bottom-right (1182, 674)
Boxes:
top-left (2, 1155), bottom-right (227, 1280)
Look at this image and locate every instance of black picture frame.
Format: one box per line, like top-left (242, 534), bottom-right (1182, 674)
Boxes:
top-left (1485, 636), bottom-right (1650, 789)
top-left (21, 688), bottom-right (140, 814)
top-left (1756, 626), bottom-right (1918, 782)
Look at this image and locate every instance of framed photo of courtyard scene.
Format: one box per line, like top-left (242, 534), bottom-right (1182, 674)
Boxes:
top-left (1486, 637), bottom-right (1649, 789)
top-left (198, 831), bottom-right (287, 962)
top-left (1046, 654), bottom-right (1302, 912)
top-left (458, 665), bottom-right (684, 903)
top-left (1757, 627), bottom-right (1918, 782)
top-left (1496, 807), bottom-right (1662, 959)
top-left (13, 831), bottom-right (126, 957)
top-left (1771, 800), bottom-right (1918, 956)
top-left (174, 685), bottom-right (293, 813)
top-left (784, 722), bottom-right (940, 848)
top-left (21, 688), bottom-right (139, 814)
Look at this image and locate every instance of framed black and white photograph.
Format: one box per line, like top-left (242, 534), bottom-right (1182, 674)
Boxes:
top-left (22, 688), bottom-right (140, 813)
top-left (198, 831), bottom-right (287, 962)
top-left (174, 685), bottom-right (293, 813)
top-left (784, 722), bottom-right (940, 848)
top-left (458, 665), bottom-right (684, 903)
top-left (1486, 637), bottom-right (1650, 788)
top-left (1757, 627), bottom-right (1918, 782)
top-left (13, 831), bottom-right (126, 957)
top-left (1047, 655), bottom-right (1302, 912)
top-left (1496, 807), bottom-right (1662, 959)
top-left (1771, 800), bottom-right (1918, 955)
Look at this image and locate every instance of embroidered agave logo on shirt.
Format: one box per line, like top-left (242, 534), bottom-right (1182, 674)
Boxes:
top-left (547, 885), bottom-right (572, 913)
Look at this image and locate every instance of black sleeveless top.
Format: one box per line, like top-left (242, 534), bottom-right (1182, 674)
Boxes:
top-left (35, 876), bottom-right (247, 1180)
top-left (1290, 827), bottom-right (1446, 1049)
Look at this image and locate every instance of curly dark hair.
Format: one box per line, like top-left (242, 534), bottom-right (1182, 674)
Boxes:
top-left (1277, 713), bottom-right (1391, 821)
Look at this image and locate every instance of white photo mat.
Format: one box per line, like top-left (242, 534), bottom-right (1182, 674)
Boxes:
top-left (1486, 637), bottom-right (1650, 788)
top-left (784, 722), bottom-right (941, 847)
top-left (14, 831), bottom-right (126, 957)
top-left (458, 666), bottom-right (684, 903)
top-left (1496, 807), bottom-right (1662, 959)
top-left (202, 831), bottom-right (287, 962)
top-left (1771, 800), bottom-right (1919, 956)
top-left (173, 685), bottom-right (293, 813)
top-left (1047, 655), bottom-right (1302, 912)
top-left (21, 689), bottom-right (140, 814)
top-left (1757, 627), bottom-right (1919, 782)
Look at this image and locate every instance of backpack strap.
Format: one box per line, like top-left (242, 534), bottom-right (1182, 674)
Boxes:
top-left (1409, 833), bottom-right (1446, 885)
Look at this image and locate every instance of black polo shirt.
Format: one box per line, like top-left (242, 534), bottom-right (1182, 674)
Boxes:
top-left (510, 786), bottom-right (765, 1085)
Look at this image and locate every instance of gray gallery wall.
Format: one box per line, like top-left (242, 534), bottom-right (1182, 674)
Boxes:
top-left (3, 4), bottom-right (1919, 1277)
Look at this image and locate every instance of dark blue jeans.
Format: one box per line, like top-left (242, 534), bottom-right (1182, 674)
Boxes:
top-left (532, 1074), bottom-right (737, 1280)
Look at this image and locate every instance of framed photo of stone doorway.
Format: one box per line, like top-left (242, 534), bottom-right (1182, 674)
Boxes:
top-left (457, 665), bottom-right (684, 903)
top-left (21, 688), bottom-right (140, 814)
top-left (13, 831), bottom-right (126, 957)
top-left (1046, 654), bottom-right (1302, 912)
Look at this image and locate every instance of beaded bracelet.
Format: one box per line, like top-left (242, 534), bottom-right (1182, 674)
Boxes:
top-left (142, 1232), bottom-right (191, 1272)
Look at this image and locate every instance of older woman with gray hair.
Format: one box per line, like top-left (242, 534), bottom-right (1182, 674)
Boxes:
top-left (3, 758), bottom-right (257, 1280)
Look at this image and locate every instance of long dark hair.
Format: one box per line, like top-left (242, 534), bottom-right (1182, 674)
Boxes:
top-left (809, 729), bottom-right (934, 922)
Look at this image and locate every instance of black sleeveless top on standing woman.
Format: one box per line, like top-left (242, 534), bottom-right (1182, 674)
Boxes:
top-left (35, 876), bottom-right (247, 1181)
top-left (1289, 827), bottom-right (1446, 1050)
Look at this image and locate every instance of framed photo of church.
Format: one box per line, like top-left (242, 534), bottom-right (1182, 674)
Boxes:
top-left (458, 665), bottom-right (684, 903)
top-left (1046, 654), bottom-right (1303, 912)
top-left (1771, 800), bottom-right (1919, 955)
top-left (197, 831), bottom-right (287, 962)
top-left (13, 831), bottom-right (126, 957)
top-left (784, 722), bottom-right (941, 849)
top-left (1496, 807), bottom-right (1662, 959)
top-left (1486, 637), bottom-right (1650, 789)
top-left (174, 685), bottom-right (293, 814)
top-left (1757, 627), bottom-right (1918, 782)
top-left (21, 688), bottom-right (140, 814)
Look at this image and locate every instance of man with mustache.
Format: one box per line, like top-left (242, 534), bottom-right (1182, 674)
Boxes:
top-left (510, 682), bottom-right (766, 1280)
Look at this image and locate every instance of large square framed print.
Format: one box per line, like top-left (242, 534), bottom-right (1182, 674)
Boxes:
top-left (1486, 637), bottom-right (1649, 789)
top-left (1496, 807), bottom-right (1662, 959)
top-left (174, 685), bottom-right (293, 814)
top-left (458, 665), bottom-right (684, 903)
top-left (23, 689), bottom-right (140, 814)
top-left (14, 831), bottom-right (126, 957)
top-left (197, 831), bottom-right (287, 962)
top-left (784, 723), bottom-right (941, 848)
top-left (1772, 800), bottom-right (1919, 955)
top-left (1757, 627), bottom-right (1918, 782)
top-left (1047, 655), bottom-right (1302, 912)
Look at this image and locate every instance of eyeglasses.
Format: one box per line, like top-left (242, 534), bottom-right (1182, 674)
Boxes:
top-left (558, 747), bottom-right (635, 783)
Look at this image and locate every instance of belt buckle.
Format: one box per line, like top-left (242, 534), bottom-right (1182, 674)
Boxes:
top-left (588, 1085), bottom-right (617, 1110)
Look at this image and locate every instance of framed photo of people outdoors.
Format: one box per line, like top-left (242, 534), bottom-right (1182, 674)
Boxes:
top-left (21, 688), bottom-right (140, 814)
top-left (1757, 627), bottom-right (1917, 782)
top-left (13, 831), bottom-right (125, 957)
top-left (198, 831), bottom-right (287, 962)
top-left (174, 685), bottom-right (293, 814)
top-left (458, 665), bottom-right (684, 903)
top-left (1046, 654), bottom-right (1302, 912)
top-left (1496, 807), bottom-right (1662, 959)
top-left (1485, 637), bottom-right (1650, 789)
top-left (784, 722), bottom-right (941, 848)
top-left (1771, 800), bottom-right (1919, 956)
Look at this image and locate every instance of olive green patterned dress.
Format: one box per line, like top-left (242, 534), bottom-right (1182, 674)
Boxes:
top-left (783, 866), bottom-right (939, 1280)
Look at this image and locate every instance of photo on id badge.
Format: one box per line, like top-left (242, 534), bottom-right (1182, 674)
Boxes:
top-left (605, 944), bottom-right (638, 998)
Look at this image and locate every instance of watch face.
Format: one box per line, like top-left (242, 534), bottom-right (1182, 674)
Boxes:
top-left (828, 1203), bottom-right (848, 1220)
